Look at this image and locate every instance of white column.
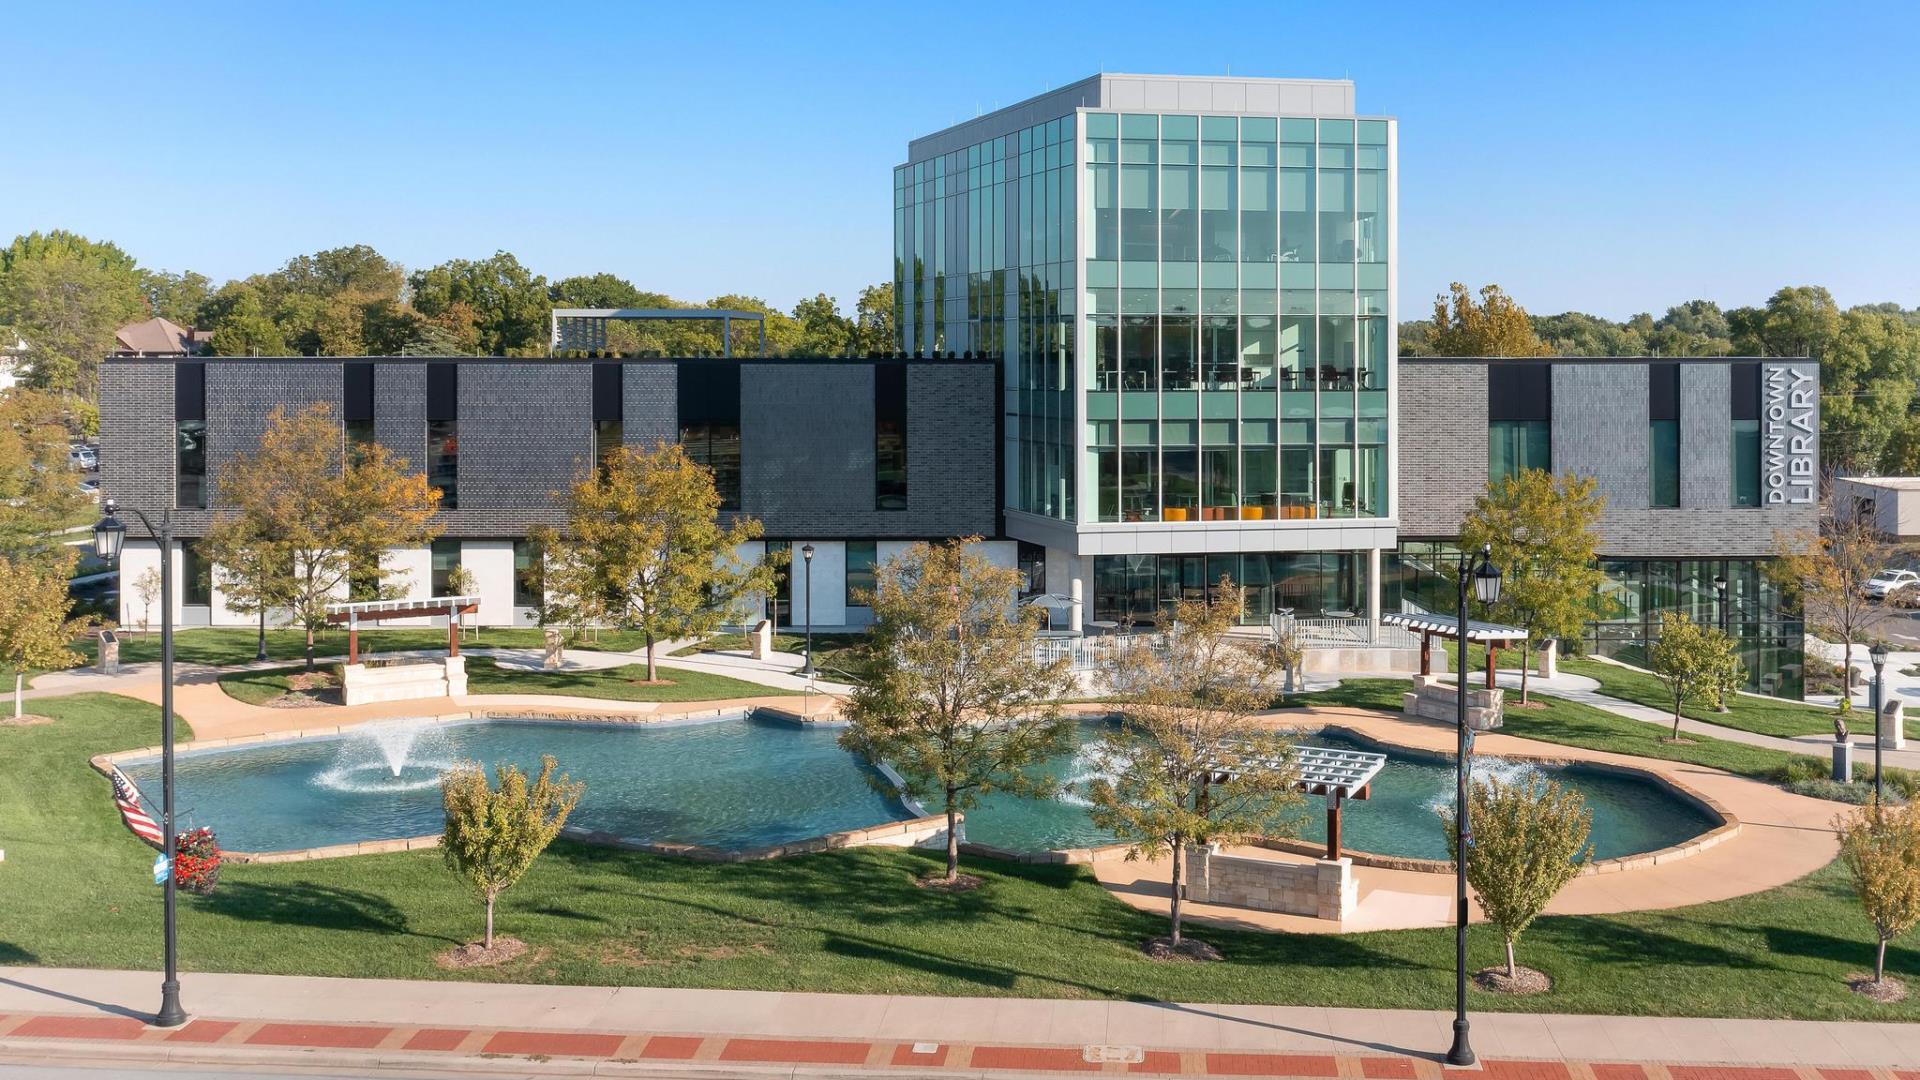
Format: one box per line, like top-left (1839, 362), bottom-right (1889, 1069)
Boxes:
top-left (1071, 555), bottom-right (1093, 634)
top-left (1366, 547), bottom-right (1382, 631)
top-left (462, 541), bottom-right (516, 626)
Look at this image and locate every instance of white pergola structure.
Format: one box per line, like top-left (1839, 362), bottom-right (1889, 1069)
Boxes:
top-left (325, 595), bottom-right (482, 663)
top-left (1381, 611), bottom-right (1529, 690)
top-left (550, 308), bottom-right (769, 357)
top-left (1208, 742), bottom-right (1387, 860)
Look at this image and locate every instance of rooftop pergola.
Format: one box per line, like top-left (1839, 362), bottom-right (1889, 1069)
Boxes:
top-left (325, 595), bottom-right (482, 663)
top-left (550, 308), bottom-right (769, 357)
top-left (1382, 611), bottom-right (1529, 689)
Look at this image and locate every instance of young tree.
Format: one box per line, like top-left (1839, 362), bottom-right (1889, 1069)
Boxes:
top-left (1835, 803), bottom-right (1920, 987)
top-left (839, 540), bottom-right (1076, 884)
top-left (1084, 587), bottom-right (1303, 948)
top-left (0, 553), bottom-right (85, 717)
top-left (132, 567), bottom-right (163, 637)
top-left (1647, 611), bottom-right (1745, 738)
top-left (1458, 470), bottom-right (1607, 704)
top-left (198, 513), bottom-right (293, 660)
top-left (541, 442), bottom-right (772, 681)
top-left (1771, 517), bottom-right (1891, 713)
top-left (210, 404), bottom-right (442, 669)
top-left (440, 755), bottom-right (583, 950)
top-left (1441, 776), bottom-right (1593, 981)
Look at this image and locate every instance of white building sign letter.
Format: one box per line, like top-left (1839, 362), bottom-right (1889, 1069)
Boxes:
top-left (1763, 364), bottom-right (1817, 505)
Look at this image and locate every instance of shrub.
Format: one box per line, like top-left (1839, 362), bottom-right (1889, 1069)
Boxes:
top-left (1835, 802), bottom-right (1920, 985)
top-left (441, 756), bottom-right (583, 949)
top-left (1442, 775), bottom-right (1592, 980)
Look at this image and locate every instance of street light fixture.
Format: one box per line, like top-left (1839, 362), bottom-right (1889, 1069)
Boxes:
top-left (1871, 642), bottom-right (1890, 805)
top-left (1712, 573), bottom-right (1729, 635)
top-left (1448, 543), bottom-right (1501, 1068)
top-left (800, 544), bottom-right (816, 676)
top-left (94, 498), bottom-right (187, 1028)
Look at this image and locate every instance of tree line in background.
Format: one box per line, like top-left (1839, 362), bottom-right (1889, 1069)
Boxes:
top-left (1406, 282), bottom-right (1920, 478)
top-left (0, 230), bottom-right (898, 406)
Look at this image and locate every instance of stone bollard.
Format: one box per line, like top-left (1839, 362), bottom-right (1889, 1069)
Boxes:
top-left (1833, 740), bottom-right (1854, 783)
top-left (749, 619), bottom-right (773, 660)
top-left (1882, 700), bottom-right (1907, 750)
top-left (96, 629), bottom-right (119, 675)
top-left (542, 628), bottom-right (564, 670)
top-left (1537, 639), bottom-right (1558, 681)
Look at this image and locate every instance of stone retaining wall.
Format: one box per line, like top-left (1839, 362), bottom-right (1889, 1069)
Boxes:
top-left (1184, 846), bottom-right (1355, 920)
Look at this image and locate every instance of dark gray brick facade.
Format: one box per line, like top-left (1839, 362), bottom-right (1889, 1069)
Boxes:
top-left (99, 356), bottom-right (1000, 542)
top-left (1396, 361), bottom-right (1486, 539)
top-left (1400, 357), bottom-right (1819, 558)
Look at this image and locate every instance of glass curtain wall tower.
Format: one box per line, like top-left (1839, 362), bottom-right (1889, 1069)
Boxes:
top-left (897, 75), bottom-right (1396, 630)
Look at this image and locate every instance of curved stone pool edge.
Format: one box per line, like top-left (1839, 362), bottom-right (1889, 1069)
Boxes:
top-left (86, 704), bottom-right (1738, 874)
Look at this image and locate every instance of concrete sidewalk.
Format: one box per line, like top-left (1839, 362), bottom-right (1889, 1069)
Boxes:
top-left (1, 967), bottom-right (1918, 1077)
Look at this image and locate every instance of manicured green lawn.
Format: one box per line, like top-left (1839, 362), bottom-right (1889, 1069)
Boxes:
top-left (215, 666), bottom-right (338, 706)
top-left (673, 630), bottom-right (871, 683)
top-left (0, 692), bottom-right (1912, 1019)
top-left (1561, 658), bottom-right (1838, 739)
top-left (82, 626), bottom-right (655, 669)
top-left (1287, 678), bottom-right (1810, 783)
top-left (462, 656), bottom-right (796, 701)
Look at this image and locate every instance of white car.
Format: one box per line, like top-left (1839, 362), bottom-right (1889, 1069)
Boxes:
top-left (1863, 569), bottom-right (1920, 599)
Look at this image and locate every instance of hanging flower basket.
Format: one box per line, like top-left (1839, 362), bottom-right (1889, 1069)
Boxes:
top-left (173, 827), bottom-right (222, 895)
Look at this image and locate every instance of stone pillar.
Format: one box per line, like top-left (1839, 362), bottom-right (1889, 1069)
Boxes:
top-left (542, 628), bottom-right (564, 669)
top-left (1538, 639), bottom-right (1558, 680)
top-left (1183, 844), bottom-right (1214, 902)
top-left (1833, 740), bottom-right (1854, 783)
top-left (444, 655), bottom-right (468, 697)
top-left (1314, 857), bottom-right (1355, 921)
top-left (749, 618), bottom-right (773, 660)
top-left (96, 630), bottom-right (119, 675)
top-left (1882, 700), bottom-right (1906, 750)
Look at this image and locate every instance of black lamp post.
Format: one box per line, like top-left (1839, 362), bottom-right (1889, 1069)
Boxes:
top-left (1448, 543), bottom-right (1502, 1068)
top-left (1871, 642), bottom-right (1890, 805)
top-left (800, 543), bottom-right (815, 676)
top-left (1712, 572), bottom-right (1729, 635)
top-left (94, 498), bottom-right (187, 1028)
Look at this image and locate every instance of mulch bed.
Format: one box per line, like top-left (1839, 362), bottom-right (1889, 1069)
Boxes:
top-left (914, 873), bottom-right (984, 893)
top-left (1142, 936), bottom-right (1223, 962)
top-left (436, 937), bottom-right (530, 969)
top-left (1847, 973), bottom-right (1908, 1002)
top-left (1474, 965), bottom-right (1552, 995)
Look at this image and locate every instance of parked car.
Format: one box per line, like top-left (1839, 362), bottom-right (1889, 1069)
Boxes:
top-left (1862, 568), bottom-right (1920, 599)
top-left (68, 444), bottom-right (96, 470)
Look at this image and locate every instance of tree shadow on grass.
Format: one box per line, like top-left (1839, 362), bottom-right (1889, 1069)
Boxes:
top-left (196, 881), bottom-right (457, 943)
top-left (0, 941), bottom-right (38, 964)
top-left (1765, 925), bottom-right (1919, 970)
top-left (1528, 914), bottom-right (1760, 970)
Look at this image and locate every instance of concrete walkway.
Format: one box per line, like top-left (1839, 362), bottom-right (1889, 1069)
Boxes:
top-left (1, 967), bottom-right (1917, 1075)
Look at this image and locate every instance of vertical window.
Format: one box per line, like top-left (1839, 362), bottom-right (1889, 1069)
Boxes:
top-left (343, 362), bottom-right (375, 454)
top-left (875, 364), bottom-right (907, 510)
top-left (426, 363), bottom-right (458, 510)
top-left (179, 539), bottom-right (212, 607)
top-left (1732, 362), bottom-right (1762, 507)
top-left (592, 361), bottom-right (623, 471)
top-left (175, 362), bottom-right (206, 509)
top-left (1650, 363), bottom-right (1680, 507)
top-left (512, 539), bottom-right (540, 609)
top-left (430, 539), bottom-right (461, 597)
top-left (845, 540), bottom-right (878, 607)
top-left (677, 362), bottom-right (741, 509)
top-left (1487, 363), bottom-right (1552, 483)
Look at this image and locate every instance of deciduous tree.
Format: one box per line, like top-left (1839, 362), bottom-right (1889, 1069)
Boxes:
top-left (0, 250), bottom-right (146, 395)
top-left (408, 253), bottom-right (551, 356)
top-left (1835, 802), bottom-right (1920, 987)
top-left (0, 389), bottom-right (91, 563)
top-left (132, 567), bottom-right (162, 637)
top-left (540, 442), bottom-right (772, 681)
top-left (854, 282), bottom-right (897, 354)
top-left (0, 553), bottom-right (85, 717)
top-left (1441, 776), bottom-right (1592, 981)
top-left (198, 512), bottom-right (294, 660)
top-left (840, 540), bottom-right (1075, 884)
top-left (1770, 516), bottom-right (1890, 712)
top-left (441, 756), bottom-right (583, 950)
top-left (1458, 470), bottom-right (1607, 704)
top-left (210, 404), bottom-right (442, 668)
top-left (1647, 611), bottom-right (1745, 738)
top-left (1084, 587), bottom-right (1303, 948)
top-left (1424, 283), bottom-right (1553, 358)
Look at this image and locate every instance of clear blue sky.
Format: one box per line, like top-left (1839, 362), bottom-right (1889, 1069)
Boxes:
top-left (5, 0), bottom-right (1915, 320)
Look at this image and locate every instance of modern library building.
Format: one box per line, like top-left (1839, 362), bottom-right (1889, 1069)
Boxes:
top-left (96, 73), bottom-right (1821, 696)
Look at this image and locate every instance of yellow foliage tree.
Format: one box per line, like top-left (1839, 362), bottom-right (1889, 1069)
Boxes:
top-left (1426, 283), bottom-right (1553, 358)
top-left (441, 756), bottom-right (583, 950)
top-left (0, 553), bottom-right (85, 717)
top-left (1835, 803), bottom-right (1920, 986)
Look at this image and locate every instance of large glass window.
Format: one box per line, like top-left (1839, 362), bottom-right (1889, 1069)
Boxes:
top-left (1732, 362), bottom-right (1761, 506)
top-left (678, 362), bottom-right (742, 509)
top-left (845, 541), bottom-right (877, 607)
top-left (1160, 315), bottom-right (1195, 389)
top-left (1489, 420), bottom-right (1550, 482)
top-left (431, 539), bottom-right (461, 597)
top-left (179, 539), bottom-right (212, 607)
top-left (1651, 420), bottom-right (1680, 507)
top-left (1091, 315), bottom-right (1119, 391)
top-left (175, 362), bottom-right (206, 509)
top-left (875, 364), bottom-right (908, 510)
top-left (1122, 315), bottom-right (1156, 390)
top-left (1162, 447), bottom-right (1199, 521)
top-left (426, 363), bottom-right (458, 510)
top-left (513, 540), bottom-right (540, 610)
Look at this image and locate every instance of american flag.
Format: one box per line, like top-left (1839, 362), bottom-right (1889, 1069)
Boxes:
top-left (108, 766), bottom-right (163, 849)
